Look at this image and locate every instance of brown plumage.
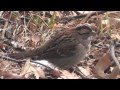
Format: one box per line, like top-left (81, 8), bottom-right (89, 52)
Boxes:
top-left (8, 24), bottom-right (94, 69)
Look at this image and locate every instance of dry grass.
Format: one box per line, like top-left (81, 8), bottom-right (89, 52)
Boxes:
top-left (0, 11), bottom-right (120, 79)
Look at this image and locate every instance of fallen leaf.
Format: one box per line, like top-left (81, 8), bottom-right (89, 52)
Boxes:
top-left (94, 53), bottom-right (111, 78)
top-left (27, 66), bottom-right (45, 79)
top-left (20, 60), bottom-right (31, 75)
top-left (20, 60), bottom-right (45, 79)
top-left (109, 18), bottom-right (120, 29)
top-left (78, 66), bottom-right (91, 76)
top-left (49, 69), bottom-right (61, 77)
top-left (31, 34), bottom-right (42, 47)
top-left (94, 48), bottom-right (107, 60)
top-left (93, 52), bottom-right (119, 79)
top-left (0, 41), bottom-right (4, 49)
top-left (107, 66), bottom-right (119, 79)
top-left (101, 20), bottom-right (109, 26)
top-left (0, 70), bottom-right (25, 79)
top-left (59, 70), bottom-right (79, 79)
top-left (111, 33), bottom-right (120, 40)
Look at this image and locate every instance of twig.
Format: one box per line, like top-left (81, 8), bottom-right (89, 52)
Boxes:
top-left (0, 53), bottom-right (55, 71)
top-left (69, 67), bottom-right (91, 79)
top-left (115, 50), bottom-right (120, 54)
top-left (0, 17), bottom-right (13, 23)
top-left (109, 40), bottom-right (120, 71)
top-left (37, 15), bottom-right (49, 28)
top-left (59, 11), bottom-right (107, 23)
top-left (80, 11), bottom-right (98, 24)
top-left (1, 21), bottom-right (8, 39)
top-left (0, 55), bottom-right (28, 62)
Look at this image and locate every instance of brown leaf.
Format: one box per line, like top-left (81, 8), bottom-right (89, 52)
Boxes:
top-left (20, 60), bottom-right (45, 79)
top-left (94, 53), bottom-right (111, 78)
top-left (111, 33), bottom-right (120, 40)
top-left (0, 70), bottom-right (25, 79)
top-left (20, 60), bottom-right (31, 75)
top-left (109, 18), bottom-right (120, 29)
top-left (49, 70), bottom-right (61, 77)
top-left (28, 66), bottom-right (45, 79)
top-left (94, 48), bottom-right (107, 60)
top-left (0, 41), bottom-right (4, 49)
top-left (59, 70), bottom-right (79, 79)
top-left (93, 52), bottom-right (119, 79)
top-left (107, 66), bottom-right (119, 79)
top-left (78, 66), bottom-right (91, 76)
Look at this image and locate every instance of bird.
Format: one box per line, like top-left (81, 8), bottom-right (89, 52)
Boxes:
top-left (8, 24), bottom-right (95, 69)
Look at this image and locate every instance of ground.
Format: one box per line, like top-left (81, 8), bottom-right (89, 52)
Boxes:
top-left (0, 11), bottom-right (120, 79)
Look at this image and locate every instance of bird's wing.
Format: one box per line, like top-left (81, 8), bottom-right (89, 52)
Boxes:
top-left (40, 39), bottom-right (77, 59)
top-left (57, 41), bottom-right (77, 56)
top-left (39, 30), bottom-right (78, 59)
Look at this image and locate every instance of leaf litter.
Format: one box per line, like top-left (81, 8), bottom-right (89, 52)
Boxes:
top-left (0, 11), bottom-right (120, 79)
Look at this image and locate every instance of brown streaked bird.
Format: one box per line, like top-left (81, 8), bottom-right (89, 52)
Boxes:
top-left (8, 24), bottom-right (94, 69)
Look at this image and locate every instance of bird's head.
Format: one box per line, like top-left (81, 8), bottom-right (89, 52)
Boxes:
top-left (75, 23), bottom-right (95, 40)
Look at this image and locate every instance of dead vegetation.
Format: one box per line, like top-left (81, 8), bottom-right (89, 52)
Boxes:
top-left (0, 11), bottom-right (120, 79)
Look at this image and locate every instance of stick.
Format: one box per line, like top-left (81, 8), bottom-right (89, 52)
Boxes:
top-left (59, 11), bottom-right (107, 23)
top-left (110, 40), bottom-right (120, 71)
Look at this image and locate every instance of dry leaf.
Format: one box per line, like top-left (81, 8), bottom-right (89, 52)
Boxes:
top-left (108, 66), bottom-right (119, 79)
top-left (0, 70), bottom-right (25, 79)
top-left (55, 11), bottom-right (62, 18)
top-left (20, 60), bottom-right (31, 75)
top-left (101, 18), bottom-right (120, 29)
top-left (31, 35), bottom-right (41, 44)
top-left (20, 60), bottom-right (45, 79)
top-left (27, 66), bottom-right (45, 79)
top-left (94, 49), bottom-right (107, 60)
top-left (59, 70), bottom-right (79, 79)
top-left (109, 18), bottom-right (120, 29)
top-left (78, 66), bottom-right (91, 76)
top-left (94, 52), bottom-right (119, 79)
top-left (111, 33), bottom-right (120, 40)
top-left (49, 69), bottom-right (61, 77)
top-left (31, 34), bottom-right (42, 47)
top-left (94, 53), bottom-right (111, 78)
top-left (0, 41), bottom-right (4, 49)
top-left (102, 20), bottom-right (109, 26)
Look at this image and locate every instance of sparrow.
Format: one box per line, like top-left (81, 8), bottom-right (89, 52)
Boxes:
top-left (8, 24), bottom-right (94, 69)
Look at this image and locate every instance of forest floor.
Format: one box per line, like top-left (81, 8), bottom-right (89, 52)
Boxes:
top-left (0, 11), bottom-right (120, 79)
